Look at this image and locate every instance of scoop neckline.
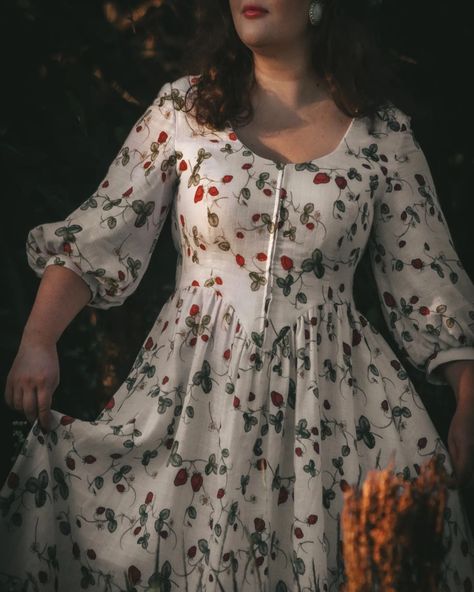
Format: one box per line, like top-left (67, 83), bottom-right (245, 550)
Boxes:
top-left (227, 115), bottom-right (359, 168)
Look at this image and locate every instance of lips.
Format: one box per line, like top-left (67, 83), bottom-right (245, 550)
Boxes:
top-left (242, 4), bottom-right (268, 14)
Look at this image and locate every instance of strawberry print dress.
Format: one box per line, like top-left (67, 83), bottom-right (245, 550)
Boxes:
top-left (1, 74), bottom-right (474, 592)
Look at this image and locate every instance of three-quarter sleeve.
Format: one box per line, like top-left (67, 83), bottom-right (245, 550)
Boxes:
top-left (368, 109), bottom-right (474, 386)
top-left (26, 81), bottom-right (179, 309)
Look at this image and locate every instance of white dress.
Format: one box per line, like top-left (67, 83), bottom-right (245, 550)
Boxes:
top-left (1, 74), bottom-right (474, 592)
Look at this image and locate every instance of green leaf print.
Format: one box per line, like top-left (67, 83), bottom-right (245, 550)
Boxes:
top-left (355, 415), bottom-right (376, 449)
top-left (192, 359), bottom-right (213, 393)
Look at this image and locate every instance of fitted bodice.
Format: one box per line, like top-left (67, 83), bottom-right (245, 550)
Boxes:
top-left (169, 115), bottom-right (373, 352)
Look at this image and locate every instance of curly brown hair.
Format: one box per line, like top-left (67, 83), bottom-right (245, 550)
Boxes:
top-left (177, 0), bottom-right (414, 131)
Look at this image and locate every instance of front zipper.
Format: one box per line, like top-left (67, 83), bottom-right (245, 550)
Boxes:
top-left (259, 163), bottom-right (287, 334)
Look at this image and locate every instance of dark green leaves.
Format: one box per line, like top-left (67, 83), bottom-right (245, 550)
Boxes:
top-left (192, 360), bottom-right (212, 393)
top-left (301, 248), bottom-right (325, 279)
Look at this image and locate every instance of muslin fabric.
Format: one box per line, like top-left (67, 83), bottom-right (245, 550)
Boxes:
top-left (1, 74), bottom-right (474, 591)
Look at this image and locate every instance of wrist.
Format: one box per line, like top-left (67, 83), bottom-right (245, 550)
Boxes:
top-left (21, 327), bottom-right (59, 348)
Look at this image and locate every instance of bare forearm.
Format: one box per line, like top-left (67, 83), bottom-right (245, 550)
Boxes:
top-left (21, 265), bottom-right (93, 347)
top-left (438, 359), bottom-right (474, 407)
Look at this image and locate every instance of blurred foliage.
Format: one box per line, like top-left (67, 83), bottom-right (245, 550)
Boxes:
top-left (1, 0), bottom-right (473, 525)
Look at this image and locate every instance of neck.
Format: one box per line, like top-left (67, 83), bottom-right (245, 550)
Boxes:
top-left (250, 46), bottom-right (329, 110)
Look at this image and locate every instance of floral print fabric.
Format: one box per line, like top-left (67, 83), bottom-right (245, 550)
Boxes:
top-left (1, 74), bottom-right (474, 592)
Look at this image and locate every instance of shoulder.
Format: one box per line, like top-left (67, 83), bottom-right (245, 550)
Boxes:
top-left (361, 102), bottom-right (419, 159)
top-left (151, 74), bottom-right (200, 121)
top-left (170, 74), bottom-right (200, 93)
top-left (153, 74), bottom-right (199, 103)
top-left (366, 102), bottom-right (412, 138)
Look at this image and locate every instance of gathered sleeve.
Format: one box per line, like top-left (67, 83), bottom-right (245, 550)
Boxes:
top-left (368, 110), bottom-right (474, 385)
top-left (26, 81), bottom-right (179, 309)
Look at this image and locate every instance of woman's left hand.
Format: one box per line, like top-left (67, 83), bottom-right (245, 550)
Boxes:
top-left (440, 359), bottom-right (474, 489)
top-left (447, 400), bottom-right (474, 489)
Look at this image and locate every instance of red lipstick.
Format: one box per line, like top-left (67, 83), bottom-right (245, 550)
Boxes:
top-left (242, 4), bottom-right (268, 18)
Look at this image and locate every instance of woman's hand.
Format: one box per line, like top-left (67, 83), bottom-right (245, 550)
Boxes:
top-left (4, 338), bottom-right (59, 432)
top-left (439, 359), bottom-right (474, 489)
top-left (447, 401), bottom-right (474, 489)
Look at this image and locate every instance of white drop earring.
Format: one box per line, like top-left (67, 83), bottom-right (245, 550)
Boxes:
top-left (309, 0), bottom-right (323, 26)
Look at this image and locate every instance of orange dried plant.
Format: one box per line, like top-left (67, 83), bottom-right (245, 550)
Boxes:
top-left (340, 452), bottom-right (450, 592)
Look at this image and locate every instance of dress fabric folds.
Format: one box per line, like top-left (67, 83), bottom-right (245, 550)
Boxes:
top-left (1, 74), bottom-right (474, 592)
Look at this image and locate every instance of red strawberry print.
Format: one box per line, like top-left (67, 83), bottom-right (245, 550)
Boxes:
top-left (174, 468), bottom-right (188, 486)
top-left (411, 258), bottom-right (424, 269)
top-left (191, 472), bottom-right (203, 492)
top-left (340, 480), bottom-right (350, 492)
top-left (294, 527), bottom-right (304, 539)
top-left (313, 172), bottom-right (330, 184)
top-left (383, 292), bottom-right (396, 308)
top-left (128, 565), bottom-right (142, 585)
top-left (417, 437), bottom-right (427, 449)
top-left (194, 185), bottom-right (204, 203)
top-left (280, 255), bottom-right (293, 270)
top-left (271, 390), bottom-right (284, 407)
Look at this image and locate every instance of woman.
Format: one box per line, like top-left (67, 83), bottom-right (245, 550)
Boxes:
top-left (1, 0), bottom-right (474, 590)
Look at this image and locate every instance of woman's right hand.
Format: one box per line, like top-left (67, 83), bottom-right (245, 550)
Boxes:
top-left (4, 339), bottom-right (60, 432)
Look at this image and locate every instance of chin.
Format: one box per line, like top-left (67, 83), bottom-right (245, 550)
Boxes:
top-left (239, 31), bottom-right (274, 49)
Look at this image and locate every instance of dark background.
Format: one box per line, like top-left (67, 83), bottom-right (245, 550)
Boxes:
top-left (1, 0), bottom-right (473, 531)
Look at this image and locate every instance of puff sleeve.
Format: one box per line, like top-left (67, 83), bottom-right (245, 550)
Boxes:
top-left (368, 110), bottom-right (474, 386)
top-left (26, 81), bottom-right (179, 309)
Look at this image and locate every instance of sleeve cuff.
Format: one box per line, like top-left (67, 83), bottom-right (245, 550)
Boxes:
top-left (425, 347), bottom-right (474, 386)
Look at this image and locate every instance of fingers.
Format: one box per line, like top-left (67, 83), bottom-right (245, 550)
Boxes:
top-left (23, 387), bottom-right (39, 424)
top-left (13, 383), bottom-right (24, 412)
top-left (4, 377), bottom-right (53, 432)
top-left (37, 386), bottom-right (53, 432)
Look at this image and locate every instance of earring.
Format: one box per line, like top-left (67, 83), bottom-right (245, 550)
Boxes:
top-left (309, 0), bottom-right (323, 26)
